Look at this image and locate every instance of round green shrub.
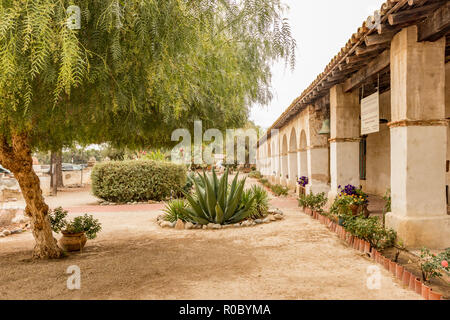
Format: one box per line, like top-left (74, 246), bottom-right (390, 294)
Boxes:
top-left (91, 160), bottom-right (187, 203)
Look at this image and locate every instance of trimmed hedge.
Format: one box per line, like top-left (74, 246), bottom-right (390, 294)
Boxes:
top-left (91, 160), bottom-right (187, 203)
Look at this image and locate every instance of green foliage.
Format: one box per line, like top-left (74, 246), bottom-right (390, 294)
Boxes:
top-left (0, 0), bottom-right (296, 152)
top-left (48, 207), bottom-right (68, 233)
top-left (329, 195), bottom-right (354, 219)
top-left (163, 199), bottom-right (189, 223)
top-left (142, 150), bottom-right (166, 162)
top-left (248, 170), bottom-right (262, 179)
top-left (419, 247), bottom-right (450, 282)
top-left (48, 207), bottom-right (102, 240)
top-left (383, 188), bottom-right (391, 212)
top-left (299, 192), bottom-right (327, 212)
top-left (270, 184), bottom-right (288, 196)
top-left (66, 214), bottom-right (102, 240)
top-left (91, 160), bottom-right (187, 203)
top-left (344, 216), bottom-right (396, 250)
top-left (247, 185), bottom-right (269, 219)
top-left (179, 169), bottom-right (255, 225)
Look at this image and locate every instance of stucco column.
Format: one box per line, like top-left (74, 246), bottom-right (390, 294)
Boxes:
top-left (386, 26), bottom-right (449, 249)
top-left (307, 146), bottom-right (330, 194)
top-left (328, 84), bottom-right (360, 198)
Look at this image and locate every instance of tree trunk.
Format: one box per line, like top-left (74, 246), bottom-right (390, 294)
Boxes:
top-left (50, 150), bottom-right (63, 195)
top-left (0, 132), bottom-right (62, 259)
top-left (56, 150), bottom-right (64, 188)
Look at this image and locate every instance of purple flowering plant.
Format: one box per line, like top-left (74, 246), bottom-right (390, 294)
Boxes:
top-left (298, 176), bottom-right (308, 187)
top-left (338, 184), bottom-right (368, 206)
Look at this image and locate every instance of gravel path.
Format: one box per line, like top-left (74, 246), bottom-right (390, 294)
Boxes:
top-left (0, 179), bottom-right (421, 300)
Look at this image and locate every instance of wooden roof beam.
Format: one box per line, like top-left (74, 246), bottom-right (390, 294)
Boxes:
top-left (408, 0), bottom-right (429, 6)
top-left (343, 50), bottom-right (390, 93)
top-left (388, 1), bottom-right (445, 25)
top-left (365, 29), bottom-right (400, 45)
top-left (346, 51), bottom-right (379, 64)
top-left (417, 2), bottom-right (450, 41)
top-left (355, 44), bottom-right (389, 56)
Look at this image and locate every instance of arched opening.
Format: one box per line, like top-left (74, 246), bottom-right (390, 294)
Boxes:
top-left (288, 128), bottom-right (298, 186)
top-left (272, 140), bottom-right (278, 178)
top-left (299, 130), bottom-right (308, 179)
top-left (281, 135), bottom-right (288, 183)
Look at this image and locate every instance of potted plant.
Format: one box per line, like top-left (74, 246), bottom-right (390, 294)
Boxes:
top-left (419, 247), bottom-right (450, 283)
top-left (329, 194), bottom-right (352, 226)
top-left (297, 176), bottom-right (308, 196)
top-left (49, 207), bottom-right (102, 252)
top-left (338, 185), bottom-right (369, 217)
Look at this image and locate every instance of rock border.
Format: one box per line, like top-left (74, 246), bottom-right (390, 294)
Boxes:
top-left (156, 209), bottom-right (285, 230)
top-left (0, 227), bottom-right (27, 238)
top-left (98, 199), bottom-right (161, 206)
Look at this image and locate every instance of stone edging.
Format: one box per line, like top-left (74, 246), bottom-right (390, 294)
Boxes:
top-left (0, 227), bottom-right (27, 238)
top-left (156, 209), bottom-right (285, 230)
top-left (302, 207), bottom-right (446, 301)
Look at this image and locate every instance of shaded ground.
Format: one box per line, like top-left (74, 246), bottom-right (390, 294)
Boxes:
top-left (0, 179), bottom-right (421, 300)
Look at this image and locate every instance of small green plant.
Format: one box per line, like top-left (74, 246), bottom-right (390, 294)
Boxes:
top-left (260, 178), bottom-right (269, 187)
top-left (310, 192), bottom-right (327, 212)
top-left (330, 195), bottom-right (353, 220)
top-left (419, 247), bottom-right (450, 282)
top-left (393, 238), bottom-right (405, 262)
top-left (248, 170), bottom-right (262, 179)
top-left (344, 215), bottom-right (396, 250)
top-left (48, 207), bottom-right (102, 240)
top-left (298, 194), bottom-right (307, 208)
top-left (142, 150), bottom-right (166, 162)
top-left (270, 184), bottom-right (288, 196)
top-left (382, 188), bottom-right (391, 228)
top-left (247, 185), bottom-right (269, 219)
top-left (163, 199), bottom-right (189, 223)
top-left (49, 207), bottom-right (67, 233)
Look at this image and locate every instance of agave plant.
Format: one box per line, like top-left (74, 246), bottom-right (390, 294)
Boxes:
top-left (248, 185), bottom-right (269, 219)
top-left (163, 199), bottom-right (189, 223)
top-left (181, 169), bottom-right (255, 225)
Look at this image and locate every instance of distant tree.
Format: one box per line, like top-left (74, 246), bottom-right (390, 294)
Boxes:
top-left (0, 0), bottom-right (295, 258)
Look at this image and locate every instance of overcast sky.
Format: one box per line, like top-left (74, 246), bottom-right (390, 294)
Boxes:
top-left (249, 0), bottom-right (386, 129)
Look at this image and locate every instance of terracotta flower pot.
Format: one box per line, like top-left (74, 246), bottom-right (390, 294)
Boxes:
top-left (402, 270), bottom-right (411, 287)
top-left (428, 290), bottom-right (443, 300)
top-left (353, 238), bottom-right (359, 250)
top-left (374, 250), bottom-right (379, 262)
top-left (331, 222), bottom-right (337, 232)
top-left (305, 208), bottom-right (312, 216)
top-left (383, 257), bottom-right (390, 270)
top-left (421, 285), bottom-right (430, 300)
top-left (409, 276), bottom-right (416, 291)
top-left (364, 241), bottom-right (371, 254)
top-left (414, 278), bottom-right (422, 295)
top-left (395, 264), bottom-right (404, 280)
top-left (370, 248), bottom-right (377, 260)
top-left (347, 235), bottom-right (354, 245)
top-left (327, 221), bottom-right (333, 230)
top-left (59, 231), bottom-right (87, 252)
top-left (389, 261), bottom-right (397, 275)
top-left (350, 204), bottom-right (359, 215)
top-left (359, 240), bottom-right (365, 253)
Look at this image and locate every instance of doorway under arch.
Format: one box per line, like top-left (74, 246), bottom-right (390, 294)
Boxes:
top-left (288, 128), bottom-right (298, 187)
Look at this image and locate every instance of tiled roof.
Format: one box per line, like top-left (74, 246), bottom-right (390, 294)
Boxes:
top-left (262, 0), bottom-right (446, 138)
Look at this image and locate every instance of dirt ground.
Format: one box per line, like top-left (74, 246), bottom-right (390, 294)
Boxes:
top-left (0, 180), bottom-right (421, 300)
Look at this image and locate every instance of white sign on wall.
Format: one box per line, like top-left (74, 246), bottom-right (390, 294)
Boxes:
top-left (361, 91), bottom-right (380, 135)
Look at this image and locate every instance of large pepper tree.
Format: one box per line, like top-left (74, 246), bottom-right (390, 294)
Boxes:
top-left (0, 0), bottom-right (295, 258)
